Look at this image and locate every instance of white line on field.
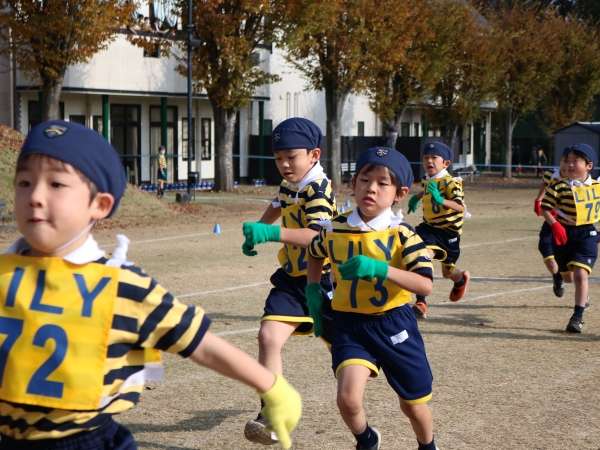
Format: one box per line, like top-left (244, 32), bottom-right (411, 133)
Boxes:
top-left (216, 327), bottom-right (260, 337)
top-left (178, 281), bottom-right (269, 298)
top-left (462, 236), bottom-right (535, 249)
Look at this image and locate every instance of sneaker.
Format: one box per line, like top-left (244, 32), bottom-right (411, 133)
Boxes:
top-left (356, 427), bottom-right (381, 450)
top-left (449, 271), bottom-right (470, 302)
top-left (412, 301), bottom-right (428, 319)
top-left (565, 315), bottom-right (584, 333)
top-left (552, 276), bottom-right (564, 297)
top-left (244, 414), bottom-right (278, 445)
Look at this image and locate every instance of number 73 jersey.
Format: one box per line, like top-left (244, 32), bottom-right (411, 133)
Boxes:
top-left (309, 214), bottom-right (433, 314)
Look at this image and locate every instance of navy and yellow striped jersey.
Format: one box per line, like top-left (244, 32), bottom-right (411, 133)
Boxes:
top-left (421, 175), bottom-right (464, 234)
top-left (277, 177), bottom-right (336, 277)
top-left (0, 257), bottom-right (210, 440)
top-left (308, 212), bottom-right (433, 315)
top-left (542, 169), bottom-right (560, 187)
top-left (542, 177), bottom-right (600, 225)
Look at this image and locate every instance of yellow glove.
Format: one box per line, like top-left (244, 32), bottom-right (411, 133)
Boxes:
top-left (260, 375), bottom-right (302, 449)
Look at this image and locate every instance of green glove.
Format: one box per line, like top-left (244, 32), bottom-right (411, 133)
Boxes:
top-left (241, 222), bottom-right (281, 256)
top-left (305, 283), bottom-right (323, 337)
top-left (339, 255), bottom-right (389, 281)
top-left (407, 194), bottom-right (420, 214)
top-left (427, 181), bottom-right (445, 205)
top-left (260, 375), bottom-right (302, 449)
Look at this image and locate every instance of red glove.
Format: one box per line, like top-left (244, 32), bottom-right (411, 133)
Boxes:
top-left (551, 221), bottom-right (568, 246)
top-left (550, 209), bottom-right (558, 218)
top-left (534, 200), bottom-right (542, 216)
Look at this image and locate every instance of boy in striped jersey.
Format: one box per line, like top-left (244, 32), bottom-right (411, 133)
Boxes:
top-left (306, 146), bottom-right (437, 450)
top-left (241, 117), bottom-right (336, 445)
top-left (407, 141), bottom-right (469, 319)
top-left (534, 157), bottom-right (567, 297)
top-left (0, 120), bottom-right (301, 449)
top-left (542, 143), bottom-right (600, 333)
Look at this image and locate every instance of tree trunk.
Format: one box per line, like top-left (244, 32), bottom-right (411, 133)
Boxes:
top-left (383, 121), bottom-right (398, 148)
top-left (324, 85), bottom-right (348, 188)
top-left (211, 102), bottom-right (236, 191)
top-left (503, 108), bottom-right (517, 178)
top-left (41, 76), bottom-right (64, 121)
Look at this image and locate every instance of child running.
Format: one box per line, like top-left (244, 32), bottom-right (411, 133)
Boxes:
top-left (541, 143), bottom-right (600, 333)
top-left (0, 120), bottom-right (301, 450)
top-left (306, 146), bottom-right (437, 450)
top-left (407, 141), bottom-right (469, 318)
top-left (241, 117), bottom-right (336, 445)
top-left (534, 157), bottom-right (567, 297)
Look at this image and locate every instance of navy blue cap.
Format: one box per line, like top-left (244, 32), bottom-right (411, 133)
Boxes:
top-left (563, 143), bottom-right (597, 167)
top-left (423, 141), bottom-right (453, 162)
top-left (356, 147), bottom-right (414, 187)
top-left (19, 120), bottom-right (127, 217)
top-left (272, 117), bottom-right (322, 151)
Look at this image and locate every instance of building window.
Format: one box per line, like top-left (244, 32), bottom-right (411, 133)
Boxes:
top-left (149, 105), bottom-right (177, 181)
top-left (401, 122), bottom-right (410, 137)
top-left (293, 92), bottom-right (299, 116)
top-left (200, 118), bottom-right (212, 160)
top-left (413, 123), bottom-right (420, 137)
top-left (69, 115), bottom-right (86, 126)
top-left (182, 117), bottom-right (196, 161)
top-left (143, 44), bottom-right (160, 58)
top-left (286, 92), bottom-right (291, 118)
top-left (357, 121), bottom-right (365, 137)
top-left (93, 115), bottom-right (103, 135)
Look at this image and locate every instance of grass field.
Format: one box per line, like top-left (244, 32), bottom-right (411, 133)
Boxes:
top-left (2, 179), bottom-right (599, 449)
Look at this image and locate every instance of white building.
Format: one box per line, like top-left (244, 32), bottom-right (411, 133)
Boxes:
top-left (0, 10), bottom-right (492, 185)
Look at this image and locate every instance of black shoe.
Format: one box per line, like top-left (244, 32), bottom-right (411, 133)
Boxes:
top-left (566, 315), bottom-right (583, 333)
top-left (552, 277), bottom-right (564, 298)
top-left (356, 427), bottom-right (381, 450)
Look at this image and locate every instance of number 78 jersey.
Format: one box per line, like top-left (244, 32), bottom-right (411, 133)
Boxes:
top-left (422, 176), bottom-right (464, 234)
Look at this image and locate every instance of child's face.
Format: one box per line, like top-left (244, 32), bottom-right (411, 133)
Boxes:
top-left (274, 148), bottom-right (320, 184)
top-left (352, 165), bottom-right (408, 222)
top-left (558, 157), bottom-right (568, 177)
top-left (564, 152), bottom-right (592, 180)
top-left (14, 156), bottom-right (113, 256)
top-left (422, 154), bottom-right (450, 177)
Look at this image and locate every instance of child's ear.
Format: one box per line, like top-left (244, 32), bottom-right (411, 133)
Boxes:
top-left (443, 160), bottom-right (451, 169)
top-left (396, 186), bottom-right (410, 201)
top-left (309, 147), bottom-right (321, 161)
top-left (91, 193), bottom-right (115, 220)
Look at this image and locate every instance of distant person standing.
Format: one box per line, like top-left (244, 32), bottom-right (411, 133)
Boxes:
top-left (536, 147), bottom-right (547, 176)
top-left (157, 145), bottom-right (167, 198)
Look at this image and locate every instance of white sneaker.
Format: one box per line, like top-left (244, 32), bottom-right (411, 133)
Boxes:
top-left (244, 415), bottom-right (278, 446)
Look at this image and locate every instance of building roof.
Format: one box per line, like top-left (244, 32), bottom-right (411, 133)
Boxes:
top-left (554, 122), bottom-right (600, 135)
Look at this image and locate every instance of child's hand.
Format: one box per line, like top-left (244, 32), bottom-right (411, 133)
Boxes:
top-left (551, 221), bottom-right (568, 246)
top-left (260, 375), bottom-right (302, 449)
top-left (304, 283), bottom-right (323, 337)
top-left (407, 194), bottom-right (420, 214)
top-left (427, 181), bottom-right (445, 205)
top-left (534, 199), bottom-right (542, 216)
top-left (242, 222), bottom-right (281, 256)
top-left (339, 255), bottom-right (388, 281)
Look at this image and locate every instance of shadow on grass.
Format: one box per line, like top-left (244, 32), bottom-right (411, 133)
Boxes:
top-left (207, 312), bottom-right (259, 322)
top-left (126, 408), bottom-right (249, 434)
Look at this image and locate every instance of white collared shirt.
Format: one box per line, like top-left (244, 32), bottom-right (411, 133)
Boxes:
top-left (346, 207), bottom-right (404, 232)
top-left (425, 168), bottom-right (449, 180)
top-left (568, 175), bottom-right (593, 188)
top-left (4, 235), bottom-right (105, 264)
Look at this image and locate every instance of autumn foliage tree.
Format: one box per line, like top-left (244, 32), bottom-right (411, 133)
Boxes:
top-left (486, 4), bottom-right (563, 177)
top-left (0, 1), bottom-right (133, 121)
top-left (278, 0), bottom-right (408, 187)
top-left (174, 0), bottom-right (280, 191)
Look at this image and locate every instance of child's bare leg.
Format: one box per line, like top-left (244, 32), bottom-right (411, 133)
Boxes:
top-left (563, 271), bottom-right (574, 283)
top-left (573, 267), bottom-right (589, 308)
top-left (257, 320), bottom-right (297, 374)
top-left (544, 257), bottom-right (559, 275)
top-left (399, 400), bottom-right (434, 447)
top-left (337, 365), bottom-right (371, 434)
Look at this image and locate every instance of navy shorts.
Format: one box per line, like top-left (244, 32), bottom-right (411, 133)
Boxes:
top-left (263, 268), bottom-right (333, 335)
top-left (416, 222), bottom-right (460, 267)
top-left (553, 224), bottom-right (598, 274)
top-left (330, 305), bottom-right (433, 403)
top-left (538, 222), bottom-right (554, 260)
top-left (0, 418), bottom-right (136, 450)
top-left (157, 169), bottom-right (167, 181)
